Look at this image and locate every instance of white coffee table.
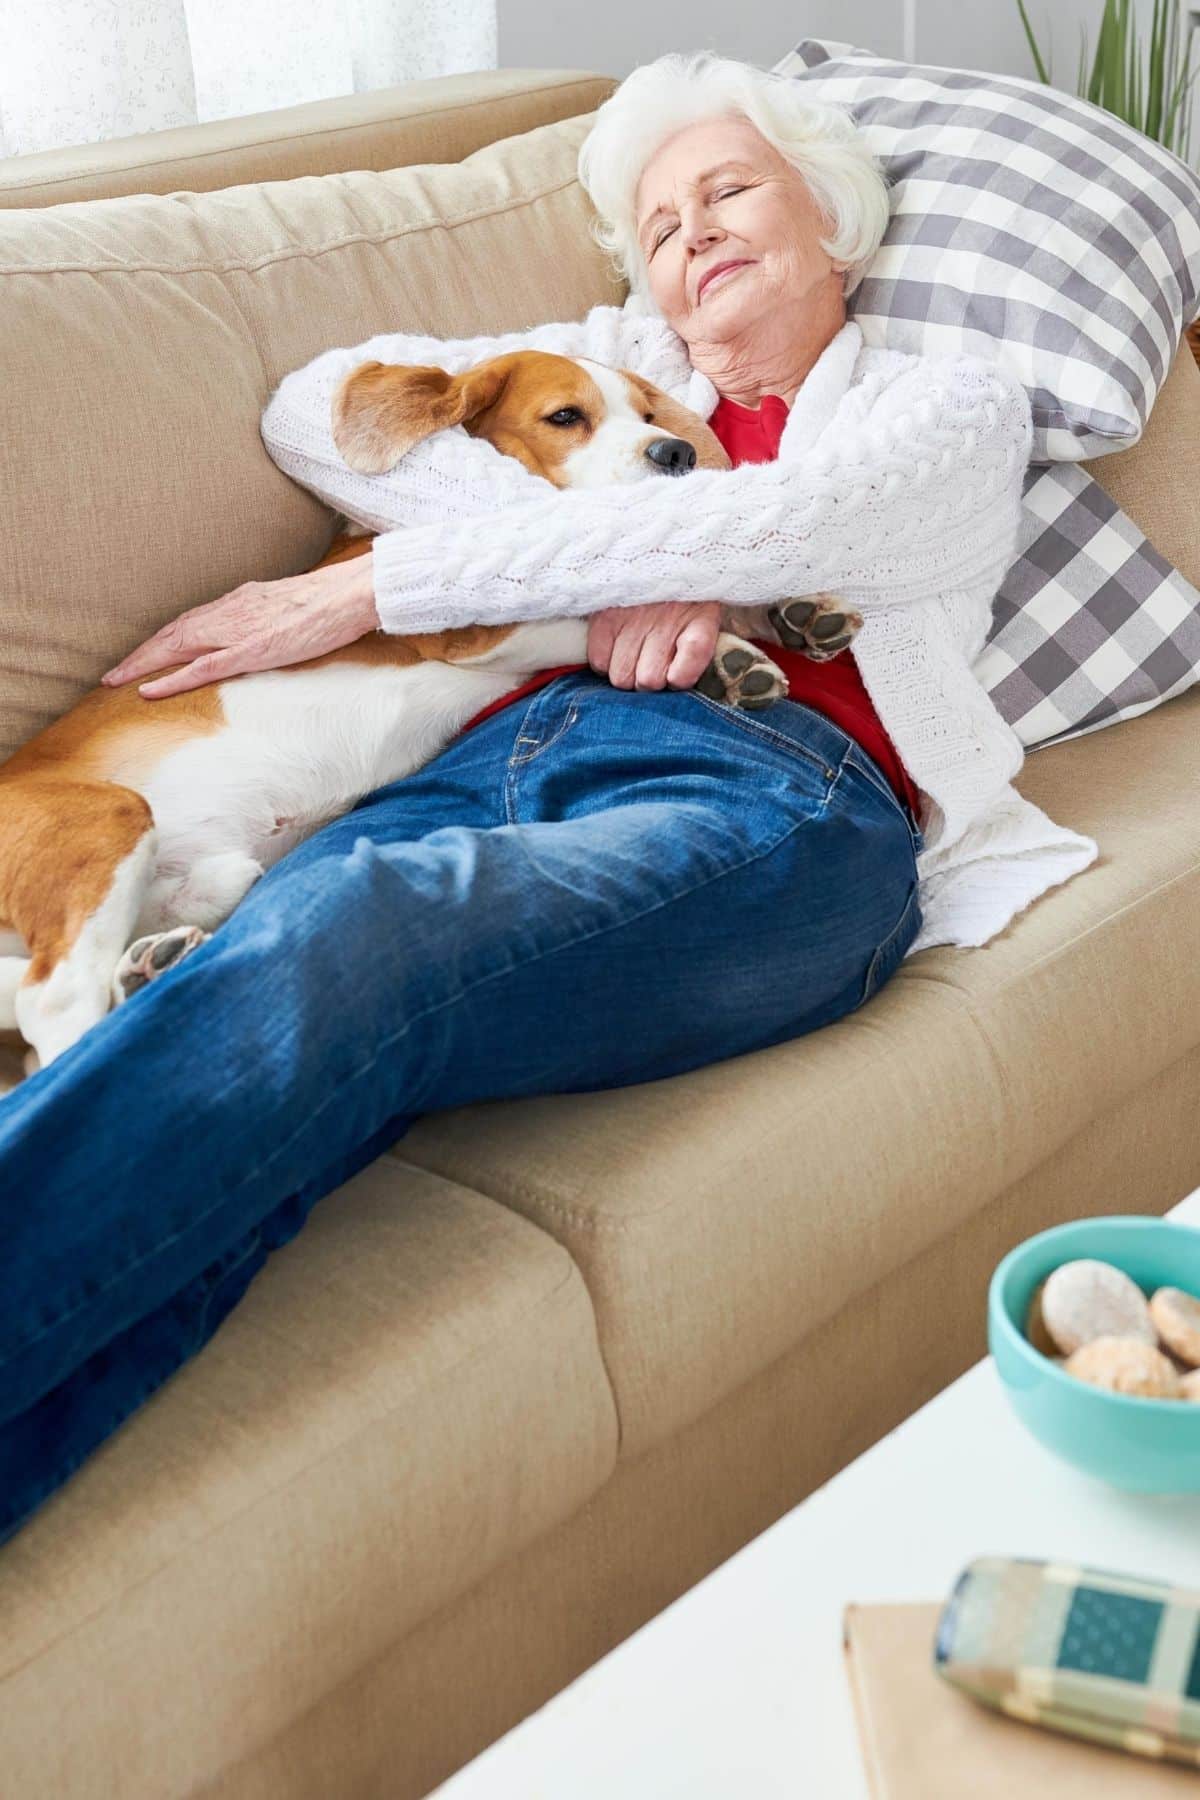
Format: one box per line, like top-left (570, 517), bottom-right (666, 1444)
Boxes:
top-left (432, 1192), bottom-right (1200, 1798)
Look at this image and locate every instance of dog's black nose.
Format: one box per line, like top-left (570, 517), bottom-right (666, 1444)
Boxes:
top-left (644, 436), bottom-right (697, 474)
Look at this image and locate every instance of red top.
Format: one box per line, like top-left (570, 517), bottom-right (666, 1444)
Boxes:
top-left (456, 391), bottom-right (922, 823)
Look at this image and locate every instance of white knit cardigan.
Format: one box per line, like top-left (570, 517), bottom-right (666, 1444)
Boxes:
top-left (260, 299), bottom-right (1099, 956)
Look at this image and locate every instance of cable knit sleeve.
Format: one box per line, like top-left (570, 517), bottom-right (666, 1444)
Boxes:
top-left (259, 299), bottom-right (696, 534)
top-left (370, 355), bottom-right (1032, 636)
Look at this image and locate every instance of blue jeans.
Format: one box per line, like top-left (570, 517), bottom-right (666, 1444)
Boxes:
top-left (0, 671), bottom-right (923, 1540)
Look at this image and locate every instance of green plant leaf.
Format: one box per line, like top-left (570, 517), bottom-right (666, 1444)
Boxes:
top-left (1016, 0), bottom-right (1197, 164)
top-left (1089, 0), bottom-right (1113, 106)
top-left (1113, 0), bottom-right (1129, 118)
top-left (1146, 0), bottom-right (1166, 140)
top-left (1016, 0), bottom-right (1052, 84)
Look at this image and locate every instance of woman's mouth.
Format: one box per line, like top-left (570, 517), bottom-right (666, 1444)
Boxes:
top-left (696, 260), bottom-right (752, 303)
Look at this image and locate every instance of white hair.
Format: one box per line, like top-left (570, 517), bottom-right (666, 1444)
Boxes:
top-left (577, 51), bottom-right (890, 300)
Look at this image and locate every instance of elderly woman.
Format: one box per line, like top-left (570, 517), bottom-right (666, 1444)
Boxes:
top-left (0, 52), bottom-right (1095, 1536)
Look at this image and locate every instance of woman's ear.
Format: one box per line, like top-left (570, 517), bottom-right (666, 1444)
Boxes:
top-left (331, 360), bottom-right (509, 473)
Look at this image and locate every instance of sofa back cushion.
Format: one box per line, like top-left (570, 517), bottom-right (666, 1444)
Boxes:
top-left (0, 110), bottom-right (621, 762)
top-left (0, 71), bottom-right (616, 208)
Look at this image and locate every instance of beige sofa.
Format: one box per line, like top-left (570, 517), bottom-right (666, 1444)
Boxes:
top-left (2, 67), bottom-right (1199, 1800)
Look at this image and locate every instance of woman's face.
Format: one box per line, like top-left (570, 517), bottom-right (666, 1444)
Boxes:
top-left (633, 115), bottom-right (844, 350)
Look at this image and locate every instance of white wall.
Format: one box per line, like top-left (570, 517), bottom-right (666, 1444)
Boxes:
top-left (499, 2), bottom-right (904, 79)
top-left (499, 0), bottom-right (1198, 160)
top-left (498, 0), bottom-right (1136, 88)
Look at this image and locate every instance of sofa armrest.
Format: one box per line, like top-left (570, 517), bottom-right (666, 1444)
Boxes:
top-left (0, 67), bottom-right (617, 209)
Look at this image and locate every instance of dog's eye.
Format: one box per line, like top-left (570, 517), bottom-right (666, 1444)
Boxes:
top-left (546, 407), bottom-right (585, 427)
top-left (643, 412), bottom-right (655, 423)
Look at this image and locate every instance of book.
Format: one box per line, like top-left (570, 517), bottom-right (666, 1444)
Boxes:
top-left (843, 1602), bottom-right (1197, 1796)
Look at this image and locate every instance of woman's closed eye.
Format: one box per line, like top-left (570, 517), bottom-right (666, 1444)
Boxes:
top-left (649, 187), bottom-right (746, 257)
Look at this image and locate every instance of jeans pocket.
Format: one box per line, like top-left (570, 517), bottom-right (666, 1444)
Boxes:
top-left (860, 881), bottom-right (923, 1007)
top-left (682, 690), bottom-right (843, 784)
top-left (508, 700), bottom-right (581, 765)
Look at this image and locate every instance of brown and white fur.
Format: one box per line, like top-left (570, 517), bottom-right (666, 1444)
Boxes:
top-left (0, 350), bottom-right (861, 1074)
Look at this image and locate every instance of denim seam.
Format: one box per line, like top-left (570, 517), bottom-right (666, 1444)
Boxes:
top-left (10, 793), bottom-right (835, 1360)
top-left (841, 748), bottom-right (924, 854)
top-left (504, 692), bottom-right (579, 822)
top-left (862, 880), bottom-right (922, 1003)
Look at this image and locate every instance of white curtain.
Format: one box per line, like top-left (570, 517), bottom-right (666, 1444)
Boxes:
top-left (0, 0), bottom-right (497, 159)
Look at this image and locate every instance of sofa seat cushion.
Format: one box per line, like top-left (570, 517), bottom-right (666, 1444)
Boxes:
top-left (394, 684), bottom-right (1200, 1461)
top-left (0, 1160), bottom-right (616, 1800)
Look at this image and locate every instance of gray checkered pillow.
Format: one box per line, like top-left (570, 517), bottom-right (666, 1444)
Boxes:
top-left (974, 466), bottom-right (1200, 747)
top-left (774, 39), bottom-right (1200, 462)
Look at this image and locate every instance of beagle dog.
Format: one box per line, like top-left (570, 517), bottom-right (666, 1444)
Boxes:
top-left (0, 349), bottom-right (861, 1073)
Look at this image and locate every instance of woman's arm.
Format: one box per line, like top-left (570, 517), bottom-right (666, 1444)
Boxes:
top-left (259, 298), bottom-right (703, 531)
top-left (100, 553), bottom-right (380, 698)
top-left (111, 350), bottom-right (1026, 701)
top-left (99, 563), bottom-right (725, 701)
top-left (367, 356), bottom-right (1033, 636)
top-left (103, 303), bottom-right (710, 701)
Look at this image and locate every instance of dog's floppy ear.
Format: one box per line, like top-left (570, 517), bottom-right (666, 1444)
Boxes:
top-left (331, 359), bottom-right (509, 474)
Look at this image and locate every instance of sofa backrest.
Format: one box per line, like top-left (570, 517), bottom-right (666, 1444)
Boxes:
top-left (0, 69), bottom-right (617, 206)
top-left (0, 103), bottom-right (624, 762)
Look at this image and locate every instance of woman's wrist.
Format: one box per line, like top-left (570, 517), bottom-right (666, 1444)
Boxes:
top-left (345, 556), bottom-right (382, 635)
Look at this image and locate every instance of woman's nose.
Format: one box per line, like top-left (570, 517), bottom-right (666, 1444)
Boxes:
top-left (682, 213), bottom-right (723, 254)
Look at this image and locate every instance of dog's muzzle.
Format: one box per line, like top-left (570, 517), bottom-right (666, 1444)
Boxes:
top-left (644, 436), bottom-right (697, 475)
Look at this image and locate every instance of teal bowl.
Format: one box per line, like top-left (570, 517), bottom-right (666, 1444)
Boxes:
top-left (989, 1215), bottom-right (1200, 1493)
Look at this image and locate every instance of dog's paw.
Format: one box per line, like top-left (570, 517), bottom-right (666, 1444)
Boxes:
top-left (694, 633), bottom-right (788, 711)
top-left (768, 596), bottom-right (862, 662)
top-left (112, 925), bottom-right (211, 1005)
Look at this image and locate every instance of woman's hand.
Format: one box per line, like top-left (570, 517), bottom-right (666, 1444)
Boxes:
top-left (587, 601), bottom-right (722, 692)
top-left (101, 554), bottom-right (381, 699)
